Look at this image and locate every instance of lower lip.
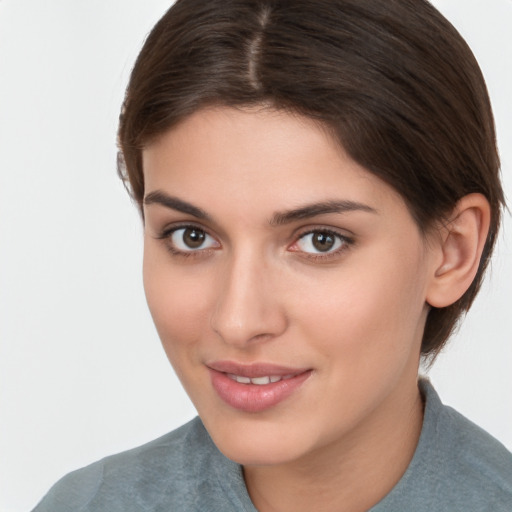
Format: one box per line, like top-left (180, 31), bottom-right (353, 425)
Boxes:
top-left (209, 369), bottom-right (312, 413)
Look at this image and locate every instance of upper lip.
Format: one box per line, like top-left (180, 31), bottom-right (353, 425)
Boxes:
top-left (207, 360), bottom-right (310, 378)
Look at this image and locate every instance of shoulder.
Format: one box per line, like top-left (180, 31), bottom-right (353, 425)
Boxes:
top-left (434, 395), bottom-right (512, 509)
top-left (31, 417), bottom-right (235, 512)
top-left (375, 379), bottom-right (512, 512)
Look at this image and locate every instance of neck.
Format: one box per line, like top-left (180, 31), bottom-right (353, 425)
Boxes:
top-left (243, 376), bottom-right (424, 512)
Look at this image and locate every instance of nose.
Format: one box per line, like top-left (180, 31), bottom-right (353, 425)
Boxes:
top-left (210, 252), bottom-right (288, 347)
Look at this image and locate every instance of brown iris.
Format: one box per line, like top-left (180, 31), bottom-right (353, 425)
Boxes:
top-left (312, 232), bottom-right (336, 252)
top-left (182, 228), bottom-right (206, 249)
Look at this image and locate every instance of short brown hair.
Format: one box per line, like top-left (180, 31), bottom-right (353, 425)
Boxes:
top-left (118, 0), bottom-right (504, 358)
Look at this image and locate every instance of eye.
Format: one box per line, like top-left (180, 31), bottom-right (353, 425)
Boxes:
top-left (293, 230), bottom-right (347, 255)
top-left (167, 226), bottom-right (219, 252)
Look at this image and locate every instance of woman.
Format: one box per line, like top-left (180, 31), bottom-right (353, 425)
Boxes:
top-left (33, 0), bottom-right (512, 510)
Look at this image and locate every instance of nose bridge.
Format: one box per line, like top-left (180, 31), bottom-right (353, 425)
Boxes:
top-left (210, 247), bottom-right (286, 346)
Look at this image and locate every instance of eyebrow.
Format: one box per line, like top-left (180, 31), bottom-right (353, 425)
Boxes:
top-left (144, 191), bottom-right (377, 225)
top-left (270, 200), bottom-right (377, 226)
top-left (144, 191), bottom-right (211, 220)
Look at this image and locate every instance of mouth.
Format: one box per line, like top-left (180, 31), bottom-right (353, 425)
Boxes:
top-left (226, 374), bottom-right (296, 385)
top-left (207, 361), bottom-right (312, 413)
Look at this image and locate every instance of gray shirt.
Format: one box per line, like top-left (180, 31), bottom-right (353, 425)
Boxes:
top-left (33, 380), bottom-right (512, 511)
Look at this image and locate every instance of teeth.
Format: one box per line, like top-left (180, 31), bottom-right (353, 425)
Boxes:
top-left (251, 376), bottom-right (270, 385)
top-left (228, 374), bottom-right (286, 385)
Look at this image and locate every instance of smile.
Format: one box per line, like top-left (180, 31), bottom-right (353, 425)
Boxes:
top-left (227, 374), bottom-right (295, 385)
top-left (207, 361), bottom-right (312, 412)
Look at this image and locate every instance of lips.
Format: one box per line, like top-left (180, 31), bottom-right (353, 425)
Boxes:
top-left (207, 361), bottom-right (312, 413)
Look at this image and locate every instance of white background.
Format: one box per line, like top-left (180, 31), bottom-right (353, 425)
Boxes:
top-left (0, 1), bottom-right (510, 510)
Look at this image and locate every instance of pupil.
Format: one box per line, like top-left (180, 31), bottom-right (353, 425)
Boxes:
top-left (183, 228), bottom-right (205, 249)
top-left (312, 232), bottom-right (334, 252)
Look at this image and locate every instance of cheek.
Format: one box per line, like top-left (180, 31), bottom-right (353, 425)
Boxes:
top-left (285, 253), bottom-right (428, 430)
top-left (142, 245), bottom-right (213, 361)
top-left (291, 249), bottom-right (428, 364)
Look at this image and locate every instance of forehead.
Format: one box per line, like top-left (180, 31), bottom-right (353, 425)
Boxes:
top-left (142, 107), bottom-right (409, 222)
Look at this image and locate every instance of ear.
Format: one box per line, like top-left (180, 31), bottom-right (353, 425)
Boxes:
top-left (426, 193), bottom-right (491, 308)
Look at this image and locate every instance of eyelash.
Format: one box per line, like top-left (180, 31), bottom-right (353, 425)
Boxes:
top-left (290, 228), bottom-right (354, 261)
top-left (157, 224), bottom-right (219, 259)
top-left (156, 224), bottom-right (354, 261)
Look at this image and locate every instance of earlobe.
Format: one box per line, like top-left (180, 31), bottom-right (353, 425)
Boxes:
top-left (426, 193), bottom-right (491, 308)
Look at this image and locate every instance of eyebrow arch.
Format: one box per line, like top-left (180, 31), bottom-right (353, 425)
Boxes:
top-left (144, 191), bottom-right (211, 221)
top-left (270, 200), bottom-right (377, 226)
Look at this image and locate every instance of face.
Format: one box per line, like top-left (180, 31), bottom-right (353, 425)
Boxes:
top-left (142, 107), bottom-right (438, 466)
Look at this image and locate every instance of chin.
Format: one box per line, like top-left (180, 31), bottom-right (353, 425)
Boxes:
top-left (216, 435), bottom-right (306, 467)
top-left (201, 412), bottom-right (319, 466)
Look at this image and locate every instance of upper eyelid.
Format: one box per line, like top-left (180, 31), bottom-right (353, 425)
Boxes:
top-left (158, 222), bottom-right (214, 238)
top-left (158, 224), bottom-right (220, 257)
top-left (290, 228), bottom-right (354, 260)
top-left (156, 223), bottom-right (221, 251)
top-left (292, 229), bottom-right (352, 247)
top-left (293, 225), bottom-right (354, 241)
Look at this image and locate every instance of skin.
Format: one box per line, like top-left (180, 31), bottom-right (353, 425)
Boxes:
top-left (141, 106), bottom-right (476, 511)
